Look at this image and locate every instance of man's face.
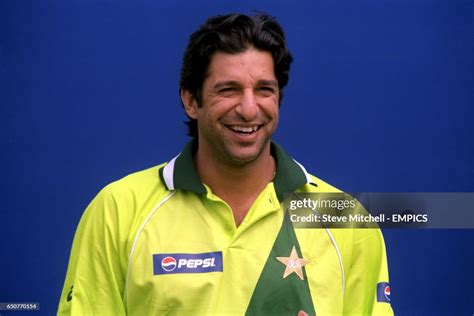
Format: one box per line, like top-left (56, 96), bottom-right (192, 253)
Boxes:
top-left (186, 47), bottom-right (279, 166)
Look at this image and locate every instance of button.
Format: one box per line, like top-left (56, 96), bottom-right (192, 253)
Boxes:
top-left (224, 224), bottom-right (232, 232)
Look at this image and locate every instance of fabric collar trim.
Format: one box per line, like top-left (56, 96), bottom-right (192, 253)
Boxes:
top-left (159, 141), bottom-right (316, 201)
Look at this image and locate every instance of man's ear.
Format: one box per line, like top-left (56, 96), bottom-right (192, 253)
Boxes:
top-left (180, 89), bottom-right (198, 119)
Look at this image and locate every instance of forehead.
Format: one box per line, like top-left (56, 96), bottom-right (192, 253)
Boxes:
top-left (205, 48), bottom-right (276, 83)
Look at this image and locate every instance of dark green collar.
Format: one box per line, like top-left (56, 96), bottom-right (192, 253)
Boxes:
top-left (159, 141), bottom-right (316, 201)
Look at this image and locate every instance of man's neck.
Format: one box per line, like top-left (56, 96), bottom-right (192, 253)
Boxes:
top-left (194, 143), bottom-right (276, 225)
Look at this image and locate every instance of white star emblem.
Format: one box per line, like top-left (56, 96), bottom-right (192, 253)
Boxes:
top-left (276, 246), bottom-right (311, 280)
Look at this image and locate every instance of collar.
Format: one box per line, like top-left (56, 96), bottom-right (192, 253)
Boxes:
top-left (159, 140), bottom-right (316, 201)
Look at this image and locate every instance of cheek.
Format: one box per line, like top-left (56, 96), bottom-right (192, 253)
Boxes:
top-left (203, 100), bottom-right (235, 119)
top-left (261, 100), bottom-right (279, 118)
top-left (196, 107), bottom-right (225, 132)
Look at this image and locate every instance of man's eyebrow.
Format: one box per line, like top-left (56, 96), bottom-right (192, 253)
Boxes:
top-left (257, 79), bottom-right (279, 88)
top-left (212, 81), bottom-right (241, 90)
top-left (212, 79), bottom-right (278, 90)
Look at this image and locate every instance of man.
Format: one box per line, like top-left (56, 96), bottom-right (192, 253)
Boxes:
top-left (58, 13), bottom-right (393, 315)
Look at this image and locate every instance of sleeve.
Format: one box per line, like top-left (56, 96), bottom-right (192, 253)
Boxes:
top-left (342, 228), bottom-right (394, 316)
top-left (57, 185), bottom-right (127, 315)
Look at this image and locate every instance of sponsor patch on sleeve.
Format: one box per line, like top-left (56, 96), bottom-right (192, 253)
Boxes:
top-left (376, 282), bottom-right (391, 303)
top-left (153, 251), bottom-right (223, 275)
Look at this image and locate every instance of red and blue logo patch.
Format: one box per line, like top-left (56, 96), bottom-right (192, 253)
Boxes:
top-left (376, 282), bottom-right (391, 303)
top-left (161, 256), bottom-right (177, 272)
top-left (153, 252), bottom-right (223, 275)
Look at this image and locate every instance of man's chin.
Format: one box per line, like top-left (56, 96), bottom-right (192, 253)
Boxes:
top-left (223, 146), bottom-right (267, 165)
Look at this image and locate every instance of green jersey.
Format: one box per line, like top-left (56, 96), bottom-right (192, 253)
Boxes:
top-left (58, 141), bottom-right (393, 315)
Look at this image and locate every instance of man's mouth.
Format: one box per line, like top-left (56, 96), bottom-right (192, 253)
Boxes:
top-left (226, 125), bottom-right (261, 135)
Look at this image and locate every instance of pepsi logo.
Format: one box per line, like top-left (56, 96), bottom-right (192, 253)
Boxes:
top-left (384, 285), bottom-right (391, 301)
top-left (153, 252), bottom-right (223, 275)
top-left (376, 282), bottom-right (391, 303)
top-left (161, 256), bottom-right (177, 272)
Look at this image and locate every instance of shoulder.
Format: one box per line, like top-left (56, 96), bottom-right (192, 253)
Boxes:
top-left (75, 163), bottom-right (173, 253)
top-left (103, 163), bottom-right (166, 192)
top-left (97, 163), bottom-right (169, 204)
top-left (310, 174), bottom-right (341, 192)
top-left (297, 172), bottom-right (342, 193)
top-left (300, 172), bottom-right (386, 249)
top-left (81, 163), bottom-right (171, 230)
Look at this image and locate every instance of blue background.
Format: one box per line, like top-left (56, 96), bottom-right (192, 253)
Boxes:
top-left (1, 0), bottom-right (473, 315)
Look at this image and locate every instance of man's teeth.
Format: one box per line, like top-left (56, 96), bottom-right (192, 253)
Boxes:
top-left (229, 126), bottom-right (258, 133)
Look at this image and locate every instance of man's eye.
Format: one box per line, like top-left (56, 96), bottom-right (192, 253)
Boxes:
top-left (219, 87), bottom-right (237, 93)
top-left (257, 87), bottom-right (276, 94)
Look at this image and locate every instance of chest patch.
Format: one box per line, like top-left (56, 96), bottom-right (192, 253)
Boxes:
top-left (153, 251), bottom-right (223, 275)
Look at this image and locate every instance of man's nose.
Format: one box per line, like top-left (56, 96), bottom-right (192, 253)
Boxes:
top-left (236, 89), bottom-right (258, 121)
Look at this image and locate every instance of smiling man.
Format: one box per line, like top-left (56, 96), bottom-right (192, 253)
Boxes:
top-left (181, 47), bottom-right (279, 226)
top-left (58, 13), bottom-right (393, 315)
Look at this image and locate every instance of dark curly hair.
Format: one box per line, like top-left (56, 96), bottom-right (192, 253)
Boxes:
top-left (179, 13), bottom-right (293, 138)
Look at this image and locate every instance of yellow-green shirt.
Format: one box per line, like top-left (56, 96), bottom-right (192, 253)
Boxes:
top-left (58, 141), bottom-right (393, 315)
